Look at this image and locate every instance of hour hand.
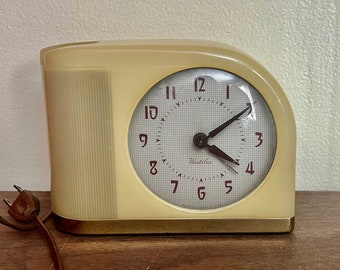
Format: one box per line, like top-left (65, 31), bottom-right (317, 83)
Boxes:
top-left (193, 133), bottom-right (239, 165)
top-left (207, 144), bottom-right (239, 165)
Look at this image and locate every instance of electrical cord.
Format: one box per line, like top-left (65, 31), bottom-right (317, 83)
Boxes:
top-left (0, 185), bottom-right (63, 270)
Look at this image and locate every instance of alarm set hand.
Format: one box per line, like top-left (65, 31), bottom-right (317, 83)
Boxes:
top-left (208, 144), bottom-right (240, 174)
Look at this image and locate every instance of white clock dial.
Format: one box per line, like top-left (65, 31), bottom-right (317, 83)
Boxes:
top-left (128, 68), bottom-right (276, 210)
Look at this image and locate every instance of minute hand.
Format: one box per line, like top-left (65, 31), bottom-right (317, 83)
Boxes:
top-left (207, 103), bottom-right (252, 139)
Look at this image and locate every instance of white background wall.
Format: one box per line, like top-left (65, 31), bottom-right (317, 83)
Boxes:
top-left (0, 0), bottom-right (339, 191)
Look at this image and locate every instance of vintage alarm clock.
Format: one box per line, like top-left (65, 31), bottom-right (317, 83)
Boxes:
top-left (41, 40), bottom-right (296, 234)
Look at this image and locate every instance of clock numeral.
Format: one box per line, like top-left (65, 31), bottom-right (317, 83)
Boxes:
top-left (245, 161), bottom-right (255, 175)
top-left (255, 132), bottom-right (263, 147)
top-left (226, 84), bottom-right (230, 99)
top-left (197, 186), bottom-right (206, 200)
top-left (171, 180), bottom-right (179, 193)
top-left (224, 180), bottom-right (232, 194)
top-left (139, 133), bottom-right (147, 147)
top-left (194, 77), bottom-right (205, 92)
top-left (144, 106), bottom-right (158, 120)
top-left (149, 160), bottom-right (158, 175)
top-left (166, 86), bottom-right (176, 99)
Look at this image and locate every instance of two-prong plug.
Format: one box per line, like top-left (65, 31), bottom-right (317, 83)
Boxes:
top-left (3, 185), bottom-right (40, 222)
top-left (1, 185), bottom-right (63, 269)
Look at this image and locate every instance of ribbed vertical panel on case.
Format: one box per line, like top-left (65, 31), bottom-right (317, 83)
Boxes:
top-left (44, 69), bottom-right (116, 220)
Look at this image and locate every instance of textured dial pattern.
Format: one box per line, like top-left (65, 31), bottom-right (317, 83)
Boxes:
top-left (128, 68), bottom-right (276, 210)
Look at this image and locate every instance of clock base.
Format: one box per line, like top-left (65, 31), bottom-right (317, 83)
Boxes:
top-left (54, 214), bottom-right (294, 234)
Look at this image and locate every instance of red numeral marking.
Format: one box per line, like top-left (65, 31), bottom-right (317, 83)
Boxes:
top-left (246, 161), bottom-right (255, 175)
top-left (149, 160), bottom-right (158, 175)
top-left (139, 133), bottom-right (147, 147)
top-left (171, 180), bottom-right (179, 193)
top-left (166, 86), bottom-right (176, 99)
top-left (144, 106), bottom-right (158, 119)
top-left (224, 180), bottom-right (232, 194)
top-left (226, 85), bottom-right (230, 99)
top-left (194, 77), bottom-right (205, 92)
top-left (197, 186), bottom-right (206, 200)
top-left (255, 132), bottom-right (263, 147)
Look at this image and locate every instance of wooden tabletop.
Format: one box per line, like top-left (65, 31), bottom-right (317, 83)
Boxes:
top-left (0, 191), bottom-right (339, 269)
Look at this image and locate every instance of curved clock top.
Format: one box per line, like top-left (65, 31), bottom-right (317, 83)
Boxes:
top-left (41, 40), bottom-right (264, 70)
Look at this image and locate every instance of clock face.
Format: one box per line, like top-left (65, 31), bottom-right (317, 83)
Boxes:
top-left (128, 68), bottom-right (276, 210)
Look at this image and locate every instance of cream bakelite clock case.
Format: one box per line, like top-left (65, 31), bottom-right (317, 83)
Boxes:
top-left (41, 40), bottom-right (296, 234)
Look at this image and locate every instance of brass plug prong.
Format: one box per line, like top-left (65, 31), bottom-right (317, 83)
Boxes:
top-left (3, 198), bottom-right (12, 208)
top-left (13, 185), bottom-right (23, 193)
